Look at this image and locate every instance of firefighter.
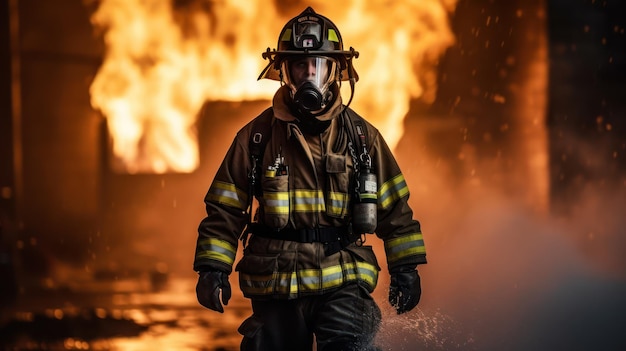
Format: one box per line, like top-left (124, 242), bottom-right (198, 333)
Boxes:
top-left (194, 7), bottom-right (426, 351)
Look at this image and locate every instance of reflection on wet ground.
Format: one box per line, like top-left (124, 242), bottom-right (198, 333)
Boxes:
top-left (0, 275), bottom-right (249, 351)
top-left (0, 271), bottom-right (472, 351)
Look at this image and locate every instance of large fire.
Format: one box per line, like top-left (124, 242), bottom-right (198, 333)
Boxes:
top-left (89, 0), bottom-right (457, 174)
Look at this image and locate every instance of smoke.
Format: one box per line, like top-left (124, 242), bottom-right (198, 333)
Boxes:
top-left (365, 1), bottom-right (626, 348)
top-left (371, 133), bottom-right (626, 350)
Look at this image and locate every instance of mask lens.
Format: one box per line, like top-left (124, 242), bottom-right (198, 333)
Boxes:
top-left (284, 56), bottom-right (336, 91)
top-left (282, 56), bottom-right (338, 112)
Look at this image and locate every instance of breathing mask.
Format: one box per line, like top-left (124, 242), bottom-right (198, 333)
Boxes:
top-left (282, 56), bottom-right (338, 113)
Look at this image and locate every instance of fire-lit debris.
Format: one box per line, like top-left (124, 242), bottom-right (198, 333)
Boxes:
top-left (0, 274), bottom-right (251, 350)
top-left (0, 308), bottom-right (149, 344)
top-left (0, 295), bottom-right (251, 350)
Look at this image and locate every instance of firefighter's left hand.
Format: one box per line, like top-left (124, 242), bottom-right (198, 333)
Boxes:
top-left (389, 266), bottom-right (421, 314)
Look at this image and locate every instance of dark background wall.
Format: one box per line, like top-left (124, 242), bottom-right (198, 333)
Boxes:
top-left (399, 0), bottom-right (625, 211)
top-left (400, 0), bottom-right (550, 211)
top-left (547, 0), bottom-right (626, 210)
top-left (1, 0), bottom-right (104, 281)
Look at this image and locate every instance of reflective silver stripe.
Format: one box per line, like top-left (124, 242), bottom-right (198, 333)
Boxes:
top-left (196, 238), bottom-right (237, 266)
top-left (263, 192), bottom-right (290, 214)
top-left (328, 192), bottom-right (349, 215)
top-left (378, 174), bottom-right (409, 209)
top-left (260, 190), bottom-right (350, 214)
top-left (385, 233), bottom-right (426, 263)
top-left (238, 273), bottom-right (275, 295)
top-left (239, 261), bottom-right (379, 296)
top-left (292, 189), bottom-right (325, 212)
top-left (207, 181), bottom-right (247, 210)
top-left (239, 272), bottom-right (298, 298)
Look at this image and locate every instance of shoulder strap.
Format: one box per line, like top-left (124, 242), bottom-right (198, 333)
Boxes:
top-left (341, 108), bottom-right (370, 167)
top-left (241, 107), bottom-right (274, 245)
top-left (249, 107), bottom-right (274, 161)
top-left (351, 113), bottom-right (368, 155)
top-left (248, 107), bottom-right (274, 195)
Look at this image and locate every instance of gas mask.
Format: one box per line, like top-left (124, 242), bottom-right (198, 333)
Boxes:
top-left (282, 56), bottom-right (338, 115)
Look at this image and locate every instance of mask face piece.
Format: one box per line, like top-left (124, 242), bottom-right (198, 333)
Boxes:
top-left (282, 56), bottom-right (338, 113)
top-left (293, 81), bottom-right (325, 111)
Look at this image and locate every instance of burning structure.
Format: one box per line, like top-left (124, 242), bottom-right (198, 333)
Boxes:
top-left (0, 0), bottom-right (625, 350)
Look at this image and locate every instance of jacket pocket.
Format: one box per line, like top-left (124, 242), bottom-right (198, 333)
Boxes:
top-left (236, 253), bottom-right (278, 297)
top-left (325, 153), bottom-right (351, 218)
top-left (235, 249), bottom-right (297, 298)
top-left (261, 174), bottom-right (289, 229)
top-left (344, 244), bottom-right (381, 271)
top-left (343, 244), bottom-right (381, 292)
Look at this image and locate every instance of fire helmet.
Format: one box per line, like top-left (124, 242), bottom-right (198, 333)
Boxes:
top-left (258, 7), bottom-right (359, 113)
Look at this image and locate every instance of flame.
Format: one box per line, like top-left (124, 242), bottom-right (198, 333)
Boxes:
top-left (89, 0), bottom-right (457, 173)
top-left (335, 0), bottom-right (457, 149)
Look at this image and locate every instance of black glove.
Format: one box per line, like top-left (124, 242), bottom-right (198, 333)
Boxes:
top-left (196, 270), bottom-right (231, 313)
top-left (389, 266), bottom-right (421, 314)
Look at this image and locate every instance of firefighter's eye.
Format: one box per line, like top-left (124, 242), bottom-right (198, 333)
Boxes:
top-left (294, 61), bottom-right (308, 68)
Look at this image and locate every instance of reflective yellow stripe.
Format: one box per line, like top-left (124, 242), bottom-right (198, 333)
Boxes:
top-left (239, 261), bottom-right (379, 296)
top-left (300, 265), bottom-right (343, 291)
top-left (281, 28), bottom-right (292, 41)
top-left (239, 272), bottom-right (298, 299)
top-left (328, 29), bottom-right (339, 42)
top-left (385, 233), bottom-right (426, 263)
top-left (263, 192), bottom-right (290, 214)
top-left (289, 272), bottom-right (298, 296)
top-left (206, 181), bottom-right (247, 210)
top-left (238, 273), bottom-right (275, 295)
top-left (260, 190), bottom-right (350, 214)
top-left (354, 262), bottom-right (378, 287)
top-left (327, 192), bottom-right (349, 216)
top-left (292, 189), bottom-right (325, 212)
top-left (378, 174), bottom-right (409, 209)
top-left (196, 238), bottom-right (237, 266)
top-left (359, 193), bottom-right (377, 201)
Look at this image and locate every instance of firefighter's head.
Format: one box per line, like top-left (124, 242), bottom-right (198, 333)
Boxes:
top-left (258, 7), bottom-right (359, 116)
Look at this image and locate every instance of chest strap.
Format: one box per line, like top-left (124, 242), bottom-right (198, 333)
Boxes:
top-left (249, 224), bottom-right (348, 242)
top-left (250, 224), bottom-right (361, 256)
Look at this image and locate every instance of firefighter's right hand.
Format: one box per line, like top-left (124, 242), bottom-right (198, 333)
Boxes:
top-left (196, 270), bottom-right (231, 313)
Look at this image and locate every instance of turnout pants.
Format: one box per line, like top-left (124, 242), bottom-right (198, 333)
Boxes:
top-left (238, 282), bottom-right (382, 351)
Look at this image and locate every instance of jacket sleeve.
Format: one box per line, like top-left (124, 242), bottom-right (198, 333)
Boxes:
top-left (368, 126), bottom-right (427, 272)
top-left (193, 132), bottom-right (251, 274)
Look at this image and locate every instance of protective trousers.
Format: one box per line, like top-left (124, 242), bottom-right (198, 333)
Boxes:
top-left (238, 282), bottom-right (382, 351)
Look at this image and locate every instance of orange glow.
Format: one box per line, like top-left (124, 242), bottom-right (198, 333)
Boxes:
top-left (336, 0), bottom-right (457, 150)
top-left (89, 0), bottom-right (457, 174)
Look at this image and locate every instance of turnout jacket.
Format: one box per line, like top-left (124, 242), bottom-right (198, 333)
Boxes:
top-left (194, 86), bottom-right (426, 299)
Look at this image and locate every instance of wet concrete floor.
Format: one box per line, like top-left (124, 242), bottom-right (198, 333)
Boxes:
top-left (0, 275), bottom-right (249, 351)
